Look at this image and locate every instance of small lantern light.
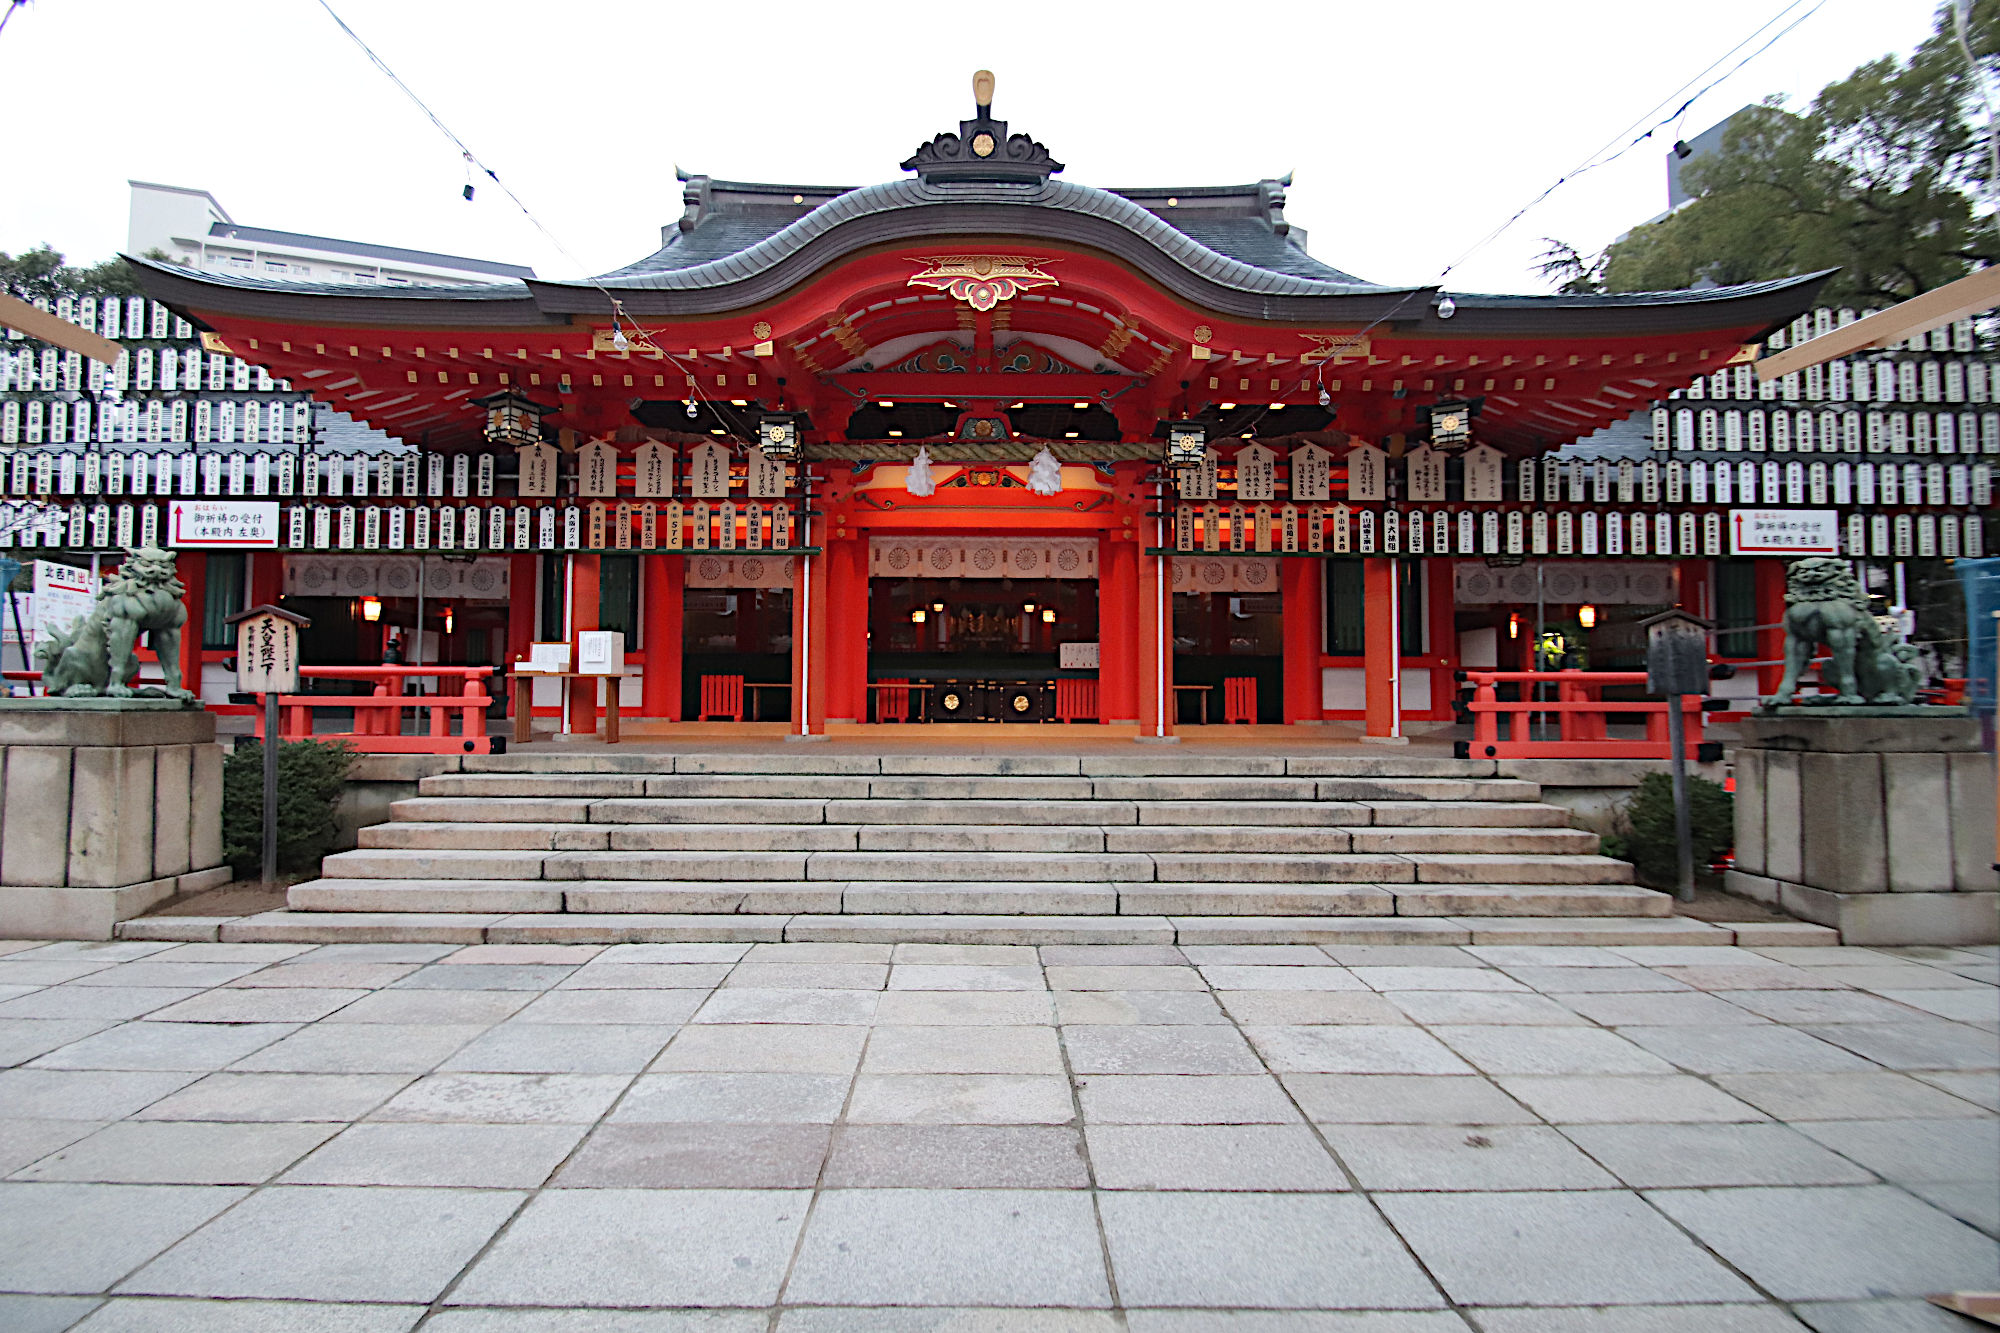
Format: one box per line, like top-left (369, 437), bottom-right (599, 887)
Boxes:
top-left (1023, 602), bottom-right (1036, 615)
top-left (1429, 401), bottom-right (1472, 450)
top-left (1041, 608), bottom-right (1056, 624)
top-left (1578, 604), bottom-right (1597, 629)
top-left (910, 608), bottom-right (927, 625)
top-left (1165, 422), bottom-right (1207, 470)
top-left (1508, 612), bottom-right (1520, 640)
top-left (443, 605), bottom-right (455, 634)
top-left (473, 388), bottom-right (553, 447)
top-left (931, 600), bottom-right (945, 613)
top-left (361, 596), bottom-right (382, 622)
top-left (758, 414), bottom-right (800, 460)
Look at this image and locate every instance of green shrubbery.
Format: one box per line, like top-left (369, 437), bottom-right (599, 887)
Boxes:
top-left (221, 738), bottom-right (354, 875)
top-left (1600, 770), bottom-right (1734, 885)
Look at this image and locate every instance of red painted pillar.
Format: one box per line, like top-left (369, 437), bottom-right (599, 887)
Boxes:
top-left (1425, 557), bottom-right (1456, 722)
top-left (176, 553), bottom-right (205, 698)
top-left (641, 553), bottom-right (683, 720)
top-left (791, 547), bottom-right (830, 736)
top-left (567, 554), bottom-right (600, 735)
top-left (1754, 557), bottom-right (1787, 696)
top-left (1363, 557), bottom-right (1400, 738)
top-left (505, 554), bottom-right (536, 717)
top-left (1099, 534), bottom-right (1139, 724)
top-left (1281, 556), bottom-right (1323, 724)
top-left (1136, 546), bottom-right (1175, 739)
top-left (249, 551), bottom-right (282, 609)
top-left (824, 536), bottom-right (867, 723)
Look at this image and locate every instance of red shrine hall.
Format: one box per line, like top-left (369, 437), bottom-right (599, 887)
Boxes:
top-left (130, 77), bottom-right (1841, 743)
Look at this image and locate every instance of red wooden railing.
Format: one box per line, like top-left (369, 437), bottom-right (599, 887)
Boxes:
top-left (1460, 670), bottom-right (1709, 760)
top-left (253, 666), bottom-right (497, 755)
top-left (1054, 678), bottom-right (1098, 723)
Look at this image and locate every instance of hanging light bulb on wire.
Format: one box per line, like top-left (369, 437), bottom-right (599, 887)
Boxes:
top-left (1435, 293), bottom-right (1457, 319)
top-left (685, 400), bottom-right (699, 419)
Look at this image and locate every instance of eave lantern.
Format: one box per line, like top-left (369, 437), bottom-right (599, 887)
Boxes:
top-left (758, 414), bottom-right (801, 460)
top-left (1165, 422), bottom-right (1207, 470)
top-left (473, 388), bottom-right (554, 448)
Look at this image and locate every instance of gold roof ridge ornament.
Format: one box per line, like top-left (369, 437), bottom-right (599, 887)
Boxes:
top-left (902, 70), bottom-right (1063, 185)
top-left (907, 255), bottom-right (1059, 312)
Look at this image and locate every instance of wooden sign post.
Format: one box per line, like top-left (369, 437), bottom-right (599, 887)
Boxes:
top-left (226, 604), bottom-right (311, 890)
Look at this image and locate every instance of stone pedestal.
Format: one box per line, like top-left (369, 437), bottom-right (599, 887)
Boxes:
top-left (0, 702), bottom-right (231, 939)
top-left (1728, 713), bottom-right (1999, 945)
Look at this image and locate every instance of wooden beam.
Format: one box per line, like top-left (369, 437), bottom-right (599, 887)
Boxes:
top-left (1755, 265), bottom-right (2000, 380)
top-left (0, 293), bottom-right (125, 364)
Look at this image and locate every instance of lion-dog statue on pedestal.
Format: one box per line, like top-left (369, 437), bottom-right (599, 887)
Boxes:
top-left (34, 545), bottom-right (193, 700)
top-left (1763, 556), bottom-right (1919, 707)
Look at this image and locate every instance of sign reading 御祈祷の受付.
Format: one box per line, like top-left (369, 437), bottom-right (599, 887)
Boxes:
top-left (1728, 509), bottom-right (1840, 558)
top-left (167, 500), bottom-right (281, 549)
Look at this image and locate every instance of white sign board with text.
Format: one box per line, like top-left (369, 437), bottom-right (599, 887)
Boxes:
top-left (234, 611), bottom-right (301, 694)
top-left (31, 561), bottom-right (98, 647)
top-left (1728, 508), bottom-right (1840, 557)
top-left (168, 500), bottom-right (280, 549)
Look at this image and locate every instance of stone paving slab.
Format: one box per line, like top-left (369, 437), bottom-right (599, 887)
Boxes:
top-left (0, 935), bottom-right (1989, 1328)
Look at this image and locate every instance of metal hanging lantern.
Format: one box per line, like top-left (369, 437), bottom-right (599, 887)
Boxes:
top-left (1429, 401), bottom-right (1473, 451)
top-left (1165, 422), bottom-right (1207, 470)
top-left (473, 389), bottom-right (553, 448)
top-left (758, 414), bottom-right (801, 460)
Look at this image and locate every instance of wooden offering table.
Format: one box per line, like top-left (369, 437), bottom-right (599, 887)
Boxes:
top-left (512, 672), bottom-right (627, 744)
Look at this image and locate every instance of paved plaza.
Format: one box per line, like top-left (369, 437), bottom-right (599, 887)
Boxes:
top-left (0, 935), bottom-right (1993, 1331)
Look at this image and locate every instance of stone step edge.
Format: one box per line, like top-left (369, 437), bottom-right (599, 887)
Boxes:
top-left (112, 909), bottom-right (1840, 948)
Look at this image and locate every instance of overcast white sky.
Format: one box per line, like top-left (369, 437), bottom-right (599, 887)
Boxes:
top-left (0, 0), bottom-right (1943, 294)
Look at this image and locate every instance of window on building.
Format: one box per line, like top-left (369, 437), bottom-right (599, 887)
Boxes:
top-left (202, 553), bottom-right (246, 649)
top-left (599, 555), bottom-right (638, 647)
top-left (263, 260), bottom-right (286, 273)
top-left (354, 273), bottom-right (377, 285)
top-left (1324, 560), bottom-right (1423, 656)
top-left (1716, 559), bottom-right (1759, 657)
top-left (227, 256), bottom-right (251, 270)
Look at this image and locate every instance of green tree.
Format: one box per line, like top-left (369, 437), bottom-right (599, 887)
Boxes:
top-left (1557, 1), bottom-right (2000, 303)
top-left (0, 245), bottom-right (164, 301)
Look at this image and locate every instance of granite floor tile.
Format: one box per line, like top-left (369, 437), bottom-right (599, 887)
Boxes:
top-left (692, 987), bottom-right (879, 1025)
top-left (891, 944), bottom-right (1039, 966)
top-left (1713, 1071), bottom-right (1996, 1121)
top-left (1378, 1190), bottom-right (1756, 1305)
top-left (28, 1022), bottom-right (298, 1071)
top-left (554, 1122), bottom-right (829, 1187)
top-left (845, 1074), bottom-right (1075, 1124)
top-left (1325, 1123), bottom-right (1618, 1191)
top-left (1320, 946), bottom-right (1479, 967)
top-left (555, 963), bottom-right (734, 989)
top-left (369, 1072), bottom-right (629, 1124)
top-left (0, 1069), bottom-right (197, 1120)
top-left (14, 943), bottom-right (176, 962)
top-left (1052, 991), bottom-right (1228, 1025)
top-left (437, 1022), bottom-right (678, 1074)
top-left (0, 987), bottom-right (204, 1022)
top-left (1798, 1022), bottom-right (2000, 1072)
top-left (1351, 966), bottom-right (1526, 993)
top-left (1181, 945), bottom-right (1345, 966)
top-left (1554, 991), bottom-right (1772, 1026)
top-left (1074, 1073), bottom-right (1302, 1124)
top-left (1718, 990), bottom-right (1940, 1025)
top-left (66, 1296), bottom-right (425, 1331)
top-left (1560, 1122), bottom-right (1878, 1188)
top-left (1651, 965), bottom-right (1843, 992)
top-left (785, 1189), bottom-right (1110, 1307)
top-left (820, 1124), bottom-right (1088, 1187)
top-left (1086, 1123), bottom-right (1347, 1190)
top-left (1198, 965), bottom-right (1367, 992)
top-left (863, 1025), bottom-right (1064, 1075)
top-left (0, 1295), bottom-right (104, 1333)
top-left (282, 1121), bottom-right (588, 1187)
top-left (1489, 967), bottom-right (1690, 994)
top-left (1649, 1185), bottom-right (2000, 1301)
top-left (746, 943), bottom-right (890, 963)
top-left (1213, 991), bottom-right (1410, 1026)
top-left (438, 944), bottom-right (604, 965)
top-left (0, 1019), bottom-right (121, 1067)
top-left (1792, 1118), bottom-right (2000, 1183)
top-left (446, 1189), bottom-right (808, 1307)
top-left (888, 964), bottom-right (1048, 992)
top-left (1470, 1305), bottom-right (1804, 1332)
top-left (1282, 1074), bottom-right (1538, 1126)
top-left (1386, 992), bottom-right (1588, 1026)
top-left (392, 963), bottom-right (577, 991)
top-left (227, 1022), bottom-right (490, 1074)
top-left (221, 961), bottom-right (421, 989)
top-left (1903, 1178), bottom-right (2000, 1238)
top-left (1124, 1314), bottom-right (1470, 1333)
top-left (873, 990), bottom-right (1055, 1025)
top-left (722, 962), bottom-right (887, 991)
top-left (12, 1120), bottom-right (337, 1184)
top-left (1063, 1025), bottom-right (1262, 1074)
top-left (1871, 989), bottom-right (2000, 1024)
top-left (145, 989), bottom-right (366, 1024)
top-left (282, 944), bottom-right (459, 964)
top-left (783, 1310), bottom-right (1116, 1333)
top-left (318, 989), bottom-right (533, 1025)
top-left (1466, 946), bottom-right (1635, 968)
top-left (0, 1119), bottom-right (104, 1175)
top-left (0, 960), bottom-right (120, 987)
top-left (1048, 965), bottom-right (1209, 992)
top-left (510, 988), bottom-right (707, 1025)
top-left (610, 1072), bottom-right (852, 1124)
top-left (1039, 945), bottom-right (1186, 966)
top-left (1618, 1025), bottom-right (1872, 1074)
top-left (121, 1185), bottom-right (521, 1302)
top-left (66, 962), bottom-right (269, 989)
top-left (1099, 1192), bottom-right (1442, 1309)
top-left (134, 1073), bottom-right (410, 1123)
top-left (0, 1182), bottom-right (244, 1294)
top-left (1790, 1299), bottom-right (1993, 1332)
top-left (596, 942), bottom-right (752, 963)
top-left (1911, 1070), bottom-right (2000, 1110)
top-left (1430, 1026), bottom-right (1677, 1076)
top-left (651, 1024), bottom-right (867, 1074)
top-left (1242, 1026), bottom-right (1473, 1075)
top-left (1495, 1074), bottom-right (1767, 1124)
top-left (150, 943), bottom-right (317, 963)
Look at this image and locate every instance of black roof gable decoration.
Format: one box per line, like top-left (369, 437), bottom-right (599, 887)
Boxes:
top-left (902, 70), bottom-right (1064, 186)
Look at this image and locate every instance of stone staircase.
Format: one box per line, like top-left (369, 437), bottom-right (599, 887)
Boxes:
top-left (285, 752), bottom-right (1666, 928)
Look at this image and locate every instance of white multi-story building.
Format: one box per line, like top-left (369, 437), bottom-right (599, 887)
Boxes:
top-left (126, 181), bottom-right (535, 287)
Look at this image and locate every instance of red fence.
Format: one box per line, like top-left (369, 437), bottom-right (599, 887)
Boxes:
top-left (252, 666), bottom-right (497, 755)
top-left (1459, 670), bottom-right (1711, 761)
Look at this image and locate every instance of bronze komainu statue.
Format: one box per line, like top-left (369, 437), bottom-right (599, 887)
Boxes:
top-left (1764, 556), bottom-right (1918, 707)
top-left (34, 545), bottom-right (193, 699)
